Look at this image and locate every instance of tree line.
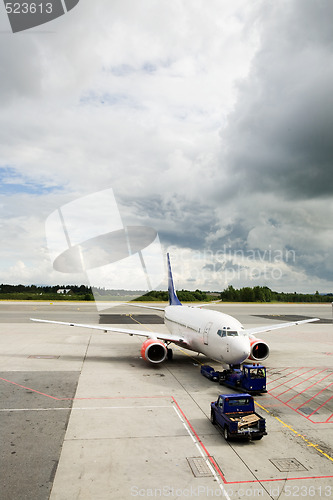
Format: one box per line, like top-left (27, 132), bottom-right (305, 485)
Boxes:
top-left (0, 284), bottom-right (331, 303)
top-left (0, 284), bottom-right (94, 301)
top-left (135, 289), bottom-right (213, 302)
top-left (220, 285), bottom-right (333, 303)
top-left (0, 285), bottom-right (213, 302)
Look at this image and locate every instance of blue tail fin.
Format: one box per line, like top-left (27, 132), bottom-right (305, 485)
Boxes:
top-left (167, 253), bottom-right (182, 306)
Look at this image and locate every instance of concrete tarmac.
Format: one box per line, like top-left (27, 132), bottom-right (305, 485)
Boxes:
top-left (0, 301), bottom-right (333, 500)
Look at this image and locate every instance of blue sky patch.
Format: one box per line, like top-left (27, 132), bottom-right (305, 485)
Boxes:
top-left (0, 166), bottom-right (61, 195)
top-left (79, 91), bottom-right (142, 109)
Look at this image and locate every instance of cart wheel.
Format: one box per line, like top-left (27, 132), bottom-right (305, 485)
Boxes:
top-left (210, 410), bottom-right (216, 425)
top-left (252, 435), bottom-right (263, 440)
top-left (223, 426), bottom-right (230, 441)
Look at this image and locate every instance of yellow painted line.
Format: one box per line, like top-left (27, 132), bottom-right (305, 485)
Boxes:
top-left (130, 315), bottom-right (333, 463)
top-left (129, 314), bottom-right (155, 334)
top-left (127, 313), bottom-right (333, 463)
top-left (255, 401), bottom-right (333, 463)
top-left (174, 345), bottom-right (205, 365)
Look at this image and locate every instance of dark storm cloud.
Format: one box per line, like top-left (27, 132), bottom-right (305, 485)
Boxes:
top-left (203, 0), bottom-right (333, 291)
top-left (223, 0), bottom-right (333, 200)
top-left (121, 194), bottom-right (220, 251)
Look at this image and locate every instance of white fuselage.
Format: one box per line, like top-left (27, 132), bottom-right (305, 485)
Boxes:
top-left (164, 305), bottom-right (251, 365)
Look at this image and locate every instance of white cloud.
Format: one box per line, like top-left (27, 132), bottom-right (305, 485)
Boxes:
top-left (1, 0), bottom-right (333, 293)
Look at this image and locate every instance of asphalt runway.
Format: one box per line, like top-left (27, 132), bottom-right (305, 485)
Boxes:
top-left (1, 301), bottom-right (333, 500)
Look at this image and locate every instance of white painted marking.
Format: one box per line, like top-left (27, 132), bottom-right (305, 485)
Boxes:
top-left (172, 405), bottom-right (231, 499)
top-left (3, 399), bottom-right (230, 498)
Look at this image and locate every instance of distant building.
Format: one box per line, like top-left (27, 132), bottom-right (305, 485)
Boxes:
top-left (57, 289), bottom-right (72, 295)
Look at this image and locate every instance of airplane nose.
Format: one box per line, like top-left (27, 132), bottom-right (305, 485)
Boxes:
top-left (226, 337), bottom-right (250, 364)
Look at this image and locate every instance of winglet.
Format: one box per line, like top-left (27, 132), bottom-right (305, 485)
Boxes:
top-left (167, 253), bottom-right (182, 306)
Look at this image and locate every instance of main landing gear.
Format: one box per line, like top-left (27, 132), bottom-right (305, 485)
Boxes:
top-left (167, 348), bottom-right (173, 360)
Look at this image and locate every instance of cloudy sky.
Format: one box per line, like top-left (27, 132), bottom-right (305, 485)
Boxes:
top-left (1, 0), bottom-right (333, 293)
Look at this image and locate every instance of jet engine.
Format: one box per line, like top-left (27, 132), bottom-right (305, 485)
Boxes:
top-left (248, 337), bottom-right (269, 361)
top-left (140, 339), bottom-right (168, 364)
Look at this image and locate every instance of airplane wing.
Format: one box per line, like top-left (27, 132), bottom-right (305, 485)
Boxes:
top-left (30, 318), bottom-right (189, 346)
top-left (243, 317), bottom-right (320, 336)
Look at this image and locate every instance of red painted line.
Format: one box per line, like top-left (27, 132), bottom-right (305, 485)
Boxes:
top-left (171, 396), bottom-right (227, 483)
top-left (268, 391), bottom-right (322, 422)
top-left (272, 368), bottom-right (316, 395)
top-left (2, 376), bottom-right (333, 483)
top-left (296, 378), bottom-right (333, 410)
top-left (269, 391), bottom-right (333, 424)
top-left (225, 475), bottom-right (333, 484)
top-left (172, 396), bottom-right (333, 483)
top-left (307, 388), bottom-right (333, 418)
top-left (0, 377), bottom-right (60, 400)
top-left (267, 367), bottom-right (303, 385)
top-left (268, 367), bottom-right (312, 391)
top-left (284, 369), bottom-right (329, 402)
top-left (0, 377), bottom-right (169, 402)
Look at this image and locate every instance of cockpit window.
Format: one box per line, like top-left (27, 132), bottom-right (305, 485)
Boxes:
top-left (217, 329), bottom-right (238, 337)
top-left (217, 329), bottom-right (226, 337)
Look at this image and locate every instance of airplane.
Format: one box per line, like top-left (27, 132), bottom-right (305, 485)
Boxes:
top-left (31, 254), bottom-right (319, 366)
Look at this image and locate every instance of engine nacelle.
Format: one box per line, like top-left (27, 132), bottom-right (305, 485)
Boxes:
top-left (248, 337), bottom-right (269, 361)
top-left (140, 339), bottom-right (167, 364)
